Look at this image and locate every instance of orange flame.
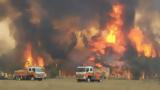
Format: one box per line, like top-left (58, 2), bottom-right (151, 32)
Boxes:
top-left (89, 3), bottom-right (126, 56)
top-left (89, 3), bottom-right (157, 58)
top-left (90, 39), bottom-right (106, 55)
top-left (105, 30), bottom-right (116, 44)
top-left (24, 43), bottom-right (45, 68)
top-left (128, 27), bottom-right (156, 58)
top-left (140, 72), bottom-right (145, 80)
top-left (86, 3), bottom-right (157, 79)
top-left (87, 3), bottom-right (126, 73)
top-left (105, 3), bottom-right (124, 44)
top-left (104, 3), bottom-right (126, 54)
top-left (37, 56), bottom-right (45, 67)
top-left (95, 63), bottom-right (103, 68)
top-left (24, 43), bottom-right (33, 68)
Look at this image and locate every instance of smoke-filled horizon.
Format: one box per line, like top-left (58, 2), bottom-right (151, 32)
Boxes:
top-left (0, 0), bottom-right (160, 76)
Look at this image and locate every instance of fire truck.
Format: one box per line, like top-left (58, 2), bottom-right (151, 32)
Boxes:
top-left (14, 66), bottom-right (47, 81)
top-left (76, 66), bottom-right (108, 82)
top-left (0, 71), bottom-right (8, 80)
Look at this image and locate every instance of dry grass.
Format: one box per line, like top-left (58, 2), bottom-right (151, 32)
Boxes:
top-left (0, 79), bottom-right (160, 90)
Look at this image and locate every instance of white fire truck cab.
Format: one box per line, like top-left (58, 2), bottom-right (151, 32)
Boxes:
top-left (76, 66), bottom-right (106, 82)
top-left (14, 66), bottom-right (47, 81)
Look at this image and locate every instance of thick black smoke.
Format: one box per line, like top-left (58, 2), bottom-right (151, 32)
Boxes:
top-left (1, 0), bottom-right (160, 79)
top-left (0, 0), bottom-right (137, 70)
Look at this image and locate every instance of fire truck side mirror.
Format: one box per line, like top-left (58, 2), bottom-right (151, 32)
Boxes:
top-left (29, 68), bottom-right (31, 72)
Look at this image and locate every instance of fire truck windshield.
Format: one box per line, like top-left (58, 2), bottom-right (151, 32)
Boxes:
top-left (76, 68), bottom-right (86, 72)
top-left (35, 68), bottom-right (44, 72)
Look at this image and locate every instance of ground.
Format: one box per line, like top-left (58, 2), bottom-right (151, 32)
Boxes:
top-left (0, 79), bottom-right (160, 90)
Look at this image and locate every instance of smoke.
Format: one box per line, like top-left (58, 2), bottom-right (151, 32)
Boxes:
top-left (125, 0), bottom-right (160, 78)
top-left (0, 18), bottom-right (16, 56)
top-left (135, 0), bottom-right (160, 44)
top-left (0, 0), bottom-right (160, 79)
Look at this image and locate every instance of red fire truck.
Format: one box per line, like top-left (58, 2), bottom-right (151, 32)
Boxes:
top-left (76, 66), bottom-right (108, 82)
top-left (14, 66), bottom-right (47, 81)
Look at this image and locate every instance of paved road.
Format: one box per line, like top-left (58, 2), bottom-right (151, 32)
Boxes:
top-left (0, 79), bottom-right (160, 90)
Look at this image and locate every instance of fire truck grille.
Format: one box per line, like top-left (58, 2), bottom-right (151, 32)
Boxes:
top-left (76, 74), bottom-right (84, 79)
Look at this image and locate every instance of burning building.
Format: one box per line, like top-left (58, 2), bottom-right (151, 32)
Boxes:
top-left (0, 0), bottom-right (160, 79)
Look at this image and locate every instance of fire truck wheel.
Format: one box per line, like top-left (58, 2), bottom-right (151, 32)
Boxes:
top-left (38, 78), bottom-right (43, 81)
top-left (86, 78), bottom-right (91, 82)
top-left (77, 79), bottom-right (82, 82)
top-left (98, 79), bottom-right (102, 82)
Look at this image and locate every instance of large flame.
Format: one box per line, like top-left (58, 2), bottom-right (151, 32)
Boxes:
top-left (105, 4), bottom-right (124, 44)
top-left (106, 30), bottom-right (116, 44)
top-left (89, 3), bottom-right (157, 59)
top-left (86, 3), bottom-right (130, 79)
top-left (89, 3), bottom-right (125, 57)
top-left (104, 3), bottom-right (125, 54)
top-left (89, 3), bottom-right (126, 56)
top-left (24, 43), bottom-right (33, 68)
top-left (87, 3), bottom-right (158, 80)
top-left (24, 43), bottom-right (45, 68)
top-left (128, 27), bottom-right (156, 58)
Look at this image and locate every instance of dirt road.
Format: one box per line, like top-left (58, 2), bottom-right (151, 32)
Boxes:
top-left (0, 79), bottom-right (159, 90)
